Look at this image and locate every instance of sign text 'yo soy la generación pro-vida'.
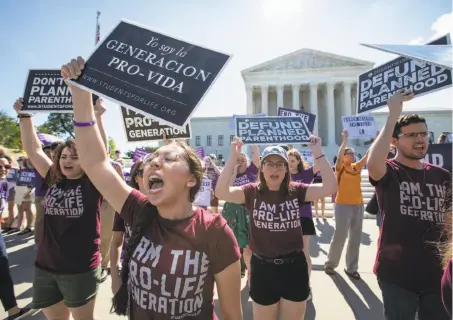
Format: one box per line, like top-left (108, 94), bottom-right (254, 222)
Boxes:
top-left (66, 20), bottom-right (231, 129)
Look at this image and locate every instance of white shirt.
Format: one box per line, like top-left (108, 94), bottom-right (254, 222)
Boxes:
top-left (194, 176), bottom-right (212, 207)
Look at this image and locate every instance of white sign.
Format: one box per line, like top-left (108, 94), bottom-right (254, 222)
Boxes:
top-left (300, 150), bottom-right (313, 164)
top-left (342, 115), bottom-right (376, 139)
top-left (361, 43), bottom-right (452, 70)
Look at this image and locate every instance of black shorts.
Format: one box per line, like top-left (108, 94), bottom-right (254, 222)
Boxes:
top-left (250, 252), bottom-right (310, 305)
top-left (300, 217), bottom-right (316, 236)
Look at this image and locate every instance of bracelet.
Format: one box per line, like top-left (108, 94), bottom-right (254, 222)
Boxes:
top-left (315, 154), bottom-right (325, 160)
top-left (73, 119), bottom-right (97, 127)
top-left (17, 113), bottom-right (32, 118)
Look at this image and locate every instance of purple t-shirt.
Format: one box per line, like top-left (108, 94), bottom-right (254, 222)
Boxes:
top-left (32, 168), bottom-right (48, 197)
top-left (36, 173), bottom-right (102, 273)
top-left (370, 159), bottom-right (451, 293)
top-left (291, 167), bottom-right (315, 218)
top-left (233, 162), bottom-right (259, 186)
top-left (16, 168), bottom-right (36, 188)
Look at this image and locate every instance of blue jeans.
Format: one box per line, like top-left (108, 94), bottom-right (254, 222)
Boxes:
top-left (0, 232), bottom-right (17, 311)
top-left (378, 278), bottom-right (449, 320)
top-left (376, 212), bottom-right (382, 227)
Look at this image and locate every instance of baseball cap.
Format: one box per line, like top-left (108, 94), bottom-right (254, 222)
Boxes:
top-left (261, 146), bottom-right (288, 163)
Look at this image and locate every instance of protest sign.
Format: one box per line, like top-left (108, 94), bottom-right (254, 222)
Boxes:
top-left (121, 106), bottom-right (191, 142)
top-left (277, 107), bottom-right (316, 133)
top-left (342, 115), bottom-right (376, 139)
top-left (357, 34), bottom-right (452, 114)
top-left (133, 148), bottom-right (150, 162)
top-left (229, 113), bottom-right (266, 130)
top-left (67, 20), bottom-right (231, 129)
top-left (235, 116), bottom-right (311, 145)
top-left (22, 70), bottom-right (72, 112)
top-left (300, 149), bottom-right (313, 164)
top-left (361, 44), bottom-right (452, 70)
top-left (37, 133), bottom-right (61, 146)
top-left (425, 143), bottom-right (452, 172)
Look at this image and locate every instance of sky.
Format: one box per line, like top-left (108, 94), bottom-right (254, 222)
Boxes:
top-left (0, 0), bottom-right (451, 151)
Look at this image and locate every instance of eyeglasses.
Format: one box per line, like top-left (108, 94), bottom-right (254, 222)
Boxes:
top-left (263, 162), bottom-right (286, 170)
top-left (144, 152), bottom-right (180, 164)
top-left (398, 131), bottom-right (428, 139)
top-left (135, 169), bottom-right (144, 177)
top-left (0, 165), bottom-right (11, 170)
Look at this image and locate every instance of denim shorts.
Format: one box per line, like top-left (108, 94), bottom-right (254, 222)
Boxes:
top-left (32, 266), bottom-right (101, 309)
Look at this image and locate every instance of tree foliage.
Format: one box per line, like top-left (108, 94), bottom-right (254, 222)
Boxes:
top-left (0, 111), bottom-right (22, 149)
top-left (37, 113), bottom-right (74, 138)
top-left (108, 137), bottom-right (116, 157)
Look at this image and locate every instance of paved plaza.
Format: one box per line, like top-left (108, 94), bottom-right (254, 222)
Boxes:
top-left (1, 218), bottom-right (385, 320)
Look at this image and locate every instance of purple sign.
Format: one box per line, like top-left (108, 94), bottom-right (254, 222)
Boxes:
top-left (37, 133), bottom-right (60, 146)
top-left (133, 148), bottom-right (150, 162)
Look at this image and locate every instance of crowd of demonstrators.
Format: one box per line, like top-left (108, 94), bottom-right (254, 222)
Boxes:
top-left (0, 56), bottom-right (451, 320)
top-left (0, 154), bottom-right (33, 320)
top-left (216, 135), bottom-right (337, 320)
top-left (367, 89), bottom-right (452, 320)
top-left (324, 129), bottom-right (369, 280)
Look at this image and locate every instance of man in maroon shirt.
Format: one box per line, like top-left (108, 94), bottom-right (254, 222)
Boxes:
top-left (367, 89), bottom-right (451, 320)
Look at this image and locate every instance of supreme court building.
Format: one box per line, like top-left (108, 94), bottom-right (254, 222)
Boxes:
top-left (241, 48), bottom-right (375, 159)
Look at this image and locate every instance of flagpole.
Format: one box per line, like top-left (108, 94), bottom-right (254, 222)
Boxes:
top-left (95, 11), bottom-right (101, 45)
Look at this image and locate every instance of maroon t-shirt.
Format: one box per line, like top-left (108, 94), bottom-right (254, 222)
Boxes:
top-left (120, 190), bottom-right (241, 320)
top-left (113, 212), bottom-right (132, 244)
top-left (36, 173), bottom-right (102, 273)
top-left (370, 159), bottom-right (451, 293)
top-left (241, 182), bottom-right (308, 258)
top-left (441, 258), bottom-right (452, 317)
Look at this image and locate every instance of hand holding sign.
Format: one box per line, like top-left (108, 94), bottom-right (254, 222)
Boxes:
top-left (61, 57), bottom-right (92, 102)
top-left (387, 89), bottom-right (414, 117)
top-left (308, 135), bottom-right (323, 157)
top-left (230, 137), bottom-right (244, 158)
top-left (342, 129), bottom-right (348, 142)
top-left (13, 98), bottom-right (27, 115)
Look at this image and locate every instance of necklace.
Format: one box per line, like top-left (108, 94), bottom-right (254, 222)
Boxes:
top-left (397, 160), bottom-right (426, 197)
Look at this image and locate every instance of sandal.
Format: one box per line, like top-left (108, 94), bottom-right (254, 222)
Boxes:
top-left (324, 266), bottom-right (335, 275)
top-left (344, 269), bottom-right (361, 280)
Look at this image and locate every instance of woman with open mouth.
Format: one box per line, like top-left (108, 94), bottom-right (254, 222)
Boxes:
top-left (62, 57), bottom-right (243, 320)
top-left (13, 97), bottom-right (109, 320)
top-left (216, 136), bottom-right (337, 320)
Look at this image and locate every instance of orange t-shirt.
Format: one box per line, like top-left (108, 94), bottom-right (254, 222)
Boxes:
top-left (335, 163), bottom-right (363, 205)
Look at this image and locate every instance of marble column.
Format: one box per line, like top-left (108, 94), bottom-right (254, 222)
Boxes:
top-left (309, 83), bottom-right (318, 135)
top-left (326, 82), bottom-right (336, 146)
top-left (246, 85), bottom-right (254, 115)
top-left (342, 82), bottom-right (352, 117)
top-left (260, 85), bottom-right (269, 115)
top-left (277, 85), bottom-right (284, 109)
top-left (292, 84), bottom-right (300, 110)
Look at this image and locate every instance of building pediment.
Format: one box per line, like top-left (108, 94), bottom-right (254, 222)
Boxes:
top-left (242, 49), bottom-right (374, 74)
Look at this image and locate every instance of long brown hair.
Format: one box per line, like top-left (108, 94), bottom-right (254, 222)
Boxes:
top-left (46, 139), bottom-right (85, 186)
top-left (258, 158), bottom-right (292, 195)
top-left (440, 182), bottom-right (452, 269)
top-left (287, 149), bottom-right (309, 172)
top-left (128, 158), bottom-right (144, 190)
top-left (111, 140), bottom-right (203, 315)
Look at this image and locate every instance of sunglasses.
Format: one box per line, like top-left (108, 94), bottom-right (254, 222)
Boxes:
top-left (135, 169), bottom-right (144, 177)
top-left (0, 165), bottom-right (11, 170)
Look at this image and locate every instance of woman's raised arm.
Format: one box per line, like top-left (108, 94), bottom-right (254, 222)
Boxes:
top-left (215, 138), bottom-right (245, 204)
top-left (13, 99), bottom-right (52, 178)
top-left (62, 57), bottom-right (132, 213)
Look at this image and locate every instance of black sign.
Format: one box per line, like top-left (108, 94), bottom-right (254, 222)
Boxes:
top-left (357, 34), bottom-right (452, 114)
top-left (425, 143), bottom-right (452, 172)
top-left (277, 107), bottom-right (316, 133)
top-left (236, 116), bottom-right (311, 145)
top-left (22, 70), bottom-right (72, 112)
top-left (121, 106), bottom-right (191, 142)
top-left (68, 20), bottom-right (231, 129)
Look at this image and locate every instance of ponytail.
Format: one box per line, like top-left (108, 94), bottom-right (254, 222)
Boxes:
top-left (111, 209), bottom-right (154, 315)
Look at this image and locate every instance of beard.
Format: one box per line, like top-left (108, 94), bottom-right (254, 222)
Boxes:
top-left (399, 148), bottom-right (426, 160)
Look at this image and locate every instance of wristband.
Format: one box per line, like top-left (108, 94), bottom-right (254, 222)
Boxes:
top-left (73, 119), bottom-right (97, 127)
top-left (315, 154), bottom-right (325, 160)
top-left (17, 113), bottom-right (32, 118)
